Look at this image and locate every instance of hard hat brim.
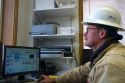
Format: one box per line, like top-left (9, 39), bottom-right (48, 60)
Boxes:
top-left (82, 19), bottom-right (125, 31)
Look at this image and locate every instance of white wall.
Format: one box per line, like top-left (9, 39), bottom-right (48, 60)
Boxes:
top-left (17, 0), bottom-right (34, 46)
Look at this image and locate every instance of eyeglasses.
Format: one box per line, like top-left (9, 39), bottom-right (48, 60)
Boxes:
top-left (86, 28), bottom-right (99, 33)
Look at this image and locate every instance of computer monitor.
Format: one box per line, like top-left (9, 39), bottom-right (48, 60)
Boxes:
top-left (2, 45), bottom-right (40, 79)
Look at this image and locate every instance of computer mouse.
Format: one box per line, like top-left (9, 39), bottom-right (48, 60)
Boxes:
top-left (37, 76), bottom-right (44, 82)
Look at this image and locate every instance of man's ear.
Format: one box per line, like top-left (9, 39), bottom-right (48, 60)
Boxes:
top-left (99, 29), bottom-right (107, 39)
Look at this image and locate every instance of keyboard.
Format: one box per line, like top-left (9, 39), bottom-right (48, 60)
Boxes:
top-left (0, 79), bottom-right (22, 83)
top-left (25, 76), bottom-right (39, 82)
top-left (0, 79), bottom-right (38, 83)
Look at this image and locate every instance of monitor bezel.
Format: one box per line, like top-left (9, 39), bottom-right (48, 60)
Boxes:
top-left (2, 45), bottom-right (40, 77)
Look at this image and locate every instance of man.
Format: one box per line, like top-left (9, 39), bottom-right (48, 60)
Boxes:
top-left (38, 6), bottom-right (125, 83)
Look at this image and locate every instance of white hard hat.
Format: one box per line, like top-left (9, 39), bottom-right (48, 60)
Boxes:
top-left (82, 6), bottom-right (125, 31)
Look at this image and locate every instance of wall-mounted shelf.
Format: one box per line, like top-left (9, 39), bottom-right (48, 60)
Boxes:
top-left (34, 6), bottom-right (76, 18)
top-left (40, 54), bottom-right (63, 59)
top-left (31, 34), bottom-right (75, 39)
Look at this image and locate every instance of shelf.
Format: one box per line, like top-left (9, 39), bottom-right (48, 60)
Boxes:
top-left (40, 54), bottom-right (63, 59)
top-left (34, 6), bottom-right (76, 18)
top-left (31, 34), bottom-right (75, 39)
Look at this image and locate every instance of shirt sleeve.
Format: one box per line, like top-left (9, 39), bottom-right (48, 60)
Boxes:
top-left (55, 62), bottom-right (91, 83)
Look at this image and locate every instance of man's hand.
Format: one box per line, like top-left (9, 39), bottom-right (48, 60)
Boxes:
top-left (38, 75), bottom-right (56, 83)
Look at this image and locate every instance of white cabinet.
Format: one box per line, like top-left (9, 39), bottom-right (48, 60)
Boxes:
top-left (32, 5), bottom-right (76, 40)
top-left (31, 34), bottom-right (75, 39)
top-left (31, 0), bottom-right (78, 75)
top-left (34, 6), bottom-right (76, 17)
top-left (32, 6), bottom-right (76, 56)
top-left (32, 0), bottom-right (76, 50)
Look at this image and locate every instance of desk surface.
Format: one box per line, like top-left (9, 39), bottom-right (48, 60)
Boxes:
top-left (26, 81), bottom-right (37, 83)
top-left (0, 79), bottom-right (37, 83)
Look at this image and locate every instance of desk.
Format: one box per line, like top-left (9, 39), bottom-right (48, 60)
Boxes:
top-left (0, 79), bottom-right (37, 83)
top-left (26, 81), bottom-right (37, 83)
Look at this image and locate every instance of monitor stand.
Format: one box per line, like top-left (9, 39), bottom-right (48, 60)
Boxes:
top-left (18, 75), bottom-right (25, 81)
top-left (17, 75), bottom-right (28, 82)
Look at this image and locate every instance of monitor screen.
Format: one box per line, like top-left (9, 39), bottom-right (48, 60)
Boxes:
top-left (2, 45), bottom-right (40, 77)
